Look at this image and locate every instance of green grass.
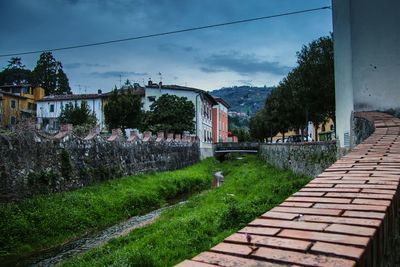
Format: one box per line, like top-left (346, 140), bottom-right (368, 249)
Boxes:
top-left (0, 158), bottom-right (217, 260)
top-left (62, 156), bottom-right (310, 266)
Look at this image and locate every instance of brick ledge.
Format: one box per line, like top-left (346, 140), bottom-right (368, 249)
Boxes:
top-left (176, 111), bottom-right (400, 267)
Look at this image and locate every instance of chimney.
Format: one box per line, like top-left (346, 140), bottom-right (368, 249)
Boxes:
top-left (148, 79), bottom-right (153, 86)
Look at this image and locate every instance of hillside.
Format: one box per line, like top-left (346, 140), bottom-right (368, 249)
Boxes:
top-left (210, 86), bottom-right (273, 116)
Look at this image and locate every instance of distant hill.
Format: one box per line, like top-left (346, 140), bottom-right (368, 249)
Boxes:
top-left (210, 86), bottom-right (273, 116)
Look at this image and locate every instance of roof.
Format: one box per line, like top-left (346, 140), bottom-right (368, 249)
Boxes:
top-left (0, 90), bottom-right (29, 99)
top-left (146, 84), bottom-right (218, 105)
top-left (214, 97), bottom-right (231, 108)
top-left (102, 87), bottom-right (145, 97)
top-left (37, 93), bottom-right (102, 102)
top-left (0, 84), bottom-right (32, 88)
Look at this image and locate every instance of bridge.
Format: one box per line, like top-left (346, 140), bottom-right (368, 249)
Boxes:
top-left (214, 142), bottom-right (260, 160)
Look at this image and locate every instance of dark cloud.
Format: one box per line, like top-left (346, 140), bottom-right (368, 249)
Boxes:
top-left (64, 62), bottom-right (109, 69)
top-left (201, 51), bottom-right (292, 76)
top-left (91, 71), bottom-right (148, 78)
top-left (157, 43), bottom-right (196, 53)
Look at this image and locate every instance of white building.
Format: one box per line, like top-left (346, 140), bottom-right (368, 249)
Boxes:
top-left (36, 94), bottom-right (104, 131)
top-left (143, 81), bottom-right (217, 157)
top-left (333, 0), bottom-right (400, 147)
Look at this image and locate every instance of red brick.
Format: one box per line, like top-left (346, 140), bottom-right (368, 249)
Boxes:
top-left (280, 202), bottom-right (313, 207)
top-left (192, 252), bottom-right (285, 267)
top-left (352, 198), bottom-right (391, 206)
top-left (252, 246), bottom-right (356, 267)
top-left (301, 215), bottom-right (381, 227)
top-left (300, 188), bottom-right (361, 192)
top-left (250, 218), bottom-right (328, 231)
top-left (335, 184), bottom-right (398, 189)
top-left (225, 233), bottom-right (311, 251)
top-left (238, 226), bottom-right (280, 236)
top-left (175, 260), bottom-right (217, 267)
top-left (325, 224), bottom-right (376, 236)
top-left (271, 207), bottom-right (342, 216)
top-left (210, 243), bottom-right (252, 256)
top-left (361, 189), bottom-right (396, 195)
top-left (325, 192), bottom-right (393, 200)
top-left (278, 229), bottom-right (370, 246)
top-left (310, 180), bottom-right (367, 184)
top-left (342, 211), bottom-right (386, 219)
top-left (293, 192), bottom-right (325, 197)
top-left (286, 196), bottom-right (352, 204)
top-left (305, 183), bottom-right (335, 188)
top-left (313, 203), bottom-right (387, 212)
top-left (311, 242), bottom-right (364, 260)
top-left (261, 211), bottom-right (299, 220)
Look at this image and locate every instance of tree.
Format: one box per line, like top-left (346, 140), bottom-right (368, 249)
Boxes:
top-left (296, 35), bottom-right (334, 139)
top-left (145, 94), bottom-right (195, 134)
top-left (104, 88), bottom-right (142, 132)
top-left (55, 68), bottom-right (71, 95)
top-left (0, 57), bottom-right (32, 85)
top-left (32, 52), bottom-right (71, 95)
top-left (58, 101), bottom-right (97, 126)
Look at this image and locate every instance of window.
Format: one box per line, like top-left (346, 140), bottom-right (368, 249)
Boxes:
top-left (10, 100), bottom-right (16, 109)
top-left (148, 96), bottom-right (156, 102)
top-left (10, 116), bottom-right (16, 125)
top-left (50, 104), bottom-right (55, 113)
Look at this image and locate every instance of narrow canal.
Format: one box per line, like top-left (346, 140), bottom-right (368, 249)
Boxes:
top-left (15, 202), bottom-right (186, 267)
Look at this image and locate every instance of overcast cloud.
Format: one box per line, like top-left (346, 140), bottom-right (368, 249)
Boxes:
top-left (0, 0), bottom-right (332, 92)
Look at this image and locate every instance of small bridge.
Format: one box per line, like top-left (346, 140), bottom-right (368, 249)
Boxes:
top-left (214, 142), bottom-right (260, 160)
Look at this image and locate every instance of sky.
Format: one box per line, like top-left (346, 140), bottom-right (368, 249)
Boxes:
top-left (0, 0), bottom-right (332, 93)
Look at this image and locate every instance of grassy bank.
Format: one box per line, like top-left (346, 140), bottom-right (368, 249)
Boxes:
top-left (63, 156), bottom-right (310, 266)
top-left (0, 159), bottom-right (217, 260)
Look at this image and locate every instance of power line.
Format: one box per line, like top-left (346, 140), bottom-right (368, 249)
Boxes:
top-left (0, 6), bottom-right (331, 58)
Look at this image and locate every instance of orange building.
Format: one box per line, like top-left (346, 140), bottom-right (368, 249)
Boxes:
top-left (0, 84), bottom-right (45, 127)
top-left (212, 97), bottom-right (230, 143)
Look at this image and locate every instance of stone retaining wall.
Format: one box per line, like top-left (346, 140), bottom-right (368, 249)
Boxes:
top-left (259, 141), bottom-right (338, 177)
top-left (0, 131), bottom-right (199, 202)
top-left (178, 111), bottom-right (400, 267)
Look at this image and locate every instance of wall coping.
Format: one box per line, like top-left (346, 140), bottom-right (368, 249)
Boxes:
top-left (177, 111), bottom-right (400, 266)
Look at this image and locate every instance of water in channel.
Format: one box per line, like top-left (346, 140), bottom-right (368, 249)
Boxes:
top-left (17, 201), bottom-right (185, 267)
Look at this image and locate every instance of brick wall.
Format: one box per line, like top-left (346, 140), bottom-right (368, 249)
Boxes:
top-left (178, 111), bottom-right (400, 267)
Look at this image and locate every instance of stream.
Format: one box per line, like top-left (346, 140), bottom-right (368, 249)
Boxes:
top-left (14, 201), bottom-right (186, 267)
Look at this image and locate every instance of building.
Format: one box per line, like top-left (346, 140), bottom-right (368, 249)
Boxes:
top-left (143, 81), bottom-right (217, 156)
top-left (36, 93), bottom-right (104, 131)
top-left (0, 84), bottom-right (45, 128)
top-left (333, 0), bottom-right (400, 147)
top-left (212, 97), bottom-right (230, 143)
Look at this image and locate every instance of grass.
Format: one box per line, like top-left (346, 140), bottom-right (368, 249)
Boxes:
top-left (0, 158), bottom-right (217, 261)
top-left (62, 155), bottom-right (310, 266)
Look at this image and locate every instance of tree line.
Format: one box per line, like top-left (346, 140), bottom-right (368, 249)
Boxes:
top-left (250, 35), bottom-right (334, 142)
top-left (0, 52), bottom-right (71, 95)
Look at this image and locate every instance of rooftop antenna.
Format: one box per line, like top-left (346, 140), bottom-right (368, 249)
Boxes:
top-left (158, 72), bottom-right (162, 83)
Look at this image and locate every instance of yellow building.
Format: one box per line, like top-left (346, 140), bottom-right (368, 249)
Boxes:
top-left (0, 84), bottom-right (45, 127)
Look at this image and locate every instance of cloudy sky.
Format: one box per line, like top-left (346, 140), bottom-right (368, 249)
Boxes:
top-left (0, 0), bottom-right (332, 93)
